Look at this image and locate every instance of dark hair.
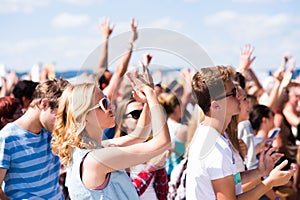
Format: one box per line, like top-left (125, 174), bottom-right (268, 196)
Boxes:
top-left (98, 69), bottom-right (112, 90)
top-left (12, 80), bottom-right (39, 106)
top-left (249, 104), bottom-right (274, 131)
top-left (233, 72), bottom-right (246, 90)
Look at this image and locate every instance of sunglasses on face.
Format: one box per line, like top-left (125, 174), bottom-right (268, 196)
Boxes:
top-left (87, 97), bottom-right (111, 112)
top-left (214, 87), bottom-right (238, 101)
top-left (124, 109), bottom-right (143, 120)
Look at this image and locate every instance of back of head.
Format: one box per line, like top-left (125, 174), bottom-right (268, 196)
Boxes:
top-left (249, 104), bottom-right (273, 131)
top-left (30, 78), bottom-right (69, 109)
top-left (192, 65), bottom-right (235, 114)
top-left (158, 92), bottom-right (180, 115)
top-left (0, 96), bottom-right (23, 129)
top-left (12, 80), bottom-right (39, 106)
top-left (98, 69), bottom-right (112, 90)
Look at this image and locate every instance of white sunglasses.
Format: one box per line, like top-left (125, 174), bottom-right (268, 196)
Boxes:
top-left (87, 97), bottom-right (111, 112)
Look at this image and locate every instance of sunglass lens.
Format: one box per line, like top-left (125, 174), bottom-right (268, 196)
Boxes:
top-left (131, 110), bottom-right (142, 119)
top-left (102, 99), bottom-right (108, 110)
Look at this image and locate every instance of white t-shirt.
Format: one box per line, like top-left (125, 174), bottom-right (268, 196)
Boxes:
top-left (238, 120), bottom-right (258, 169)
top-left (186, 125), bottom-right (242, 200)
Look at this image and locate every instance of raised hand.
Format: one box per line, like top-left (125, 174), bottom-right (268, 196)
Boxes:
top-left (139, 54), bottom-right (153, 88)
top-left (239, 44), bottom-right (256, 72)
top-left (99, 17), bottom-right (114, 40)
top-left (130, 18), bottom-right (138, 43)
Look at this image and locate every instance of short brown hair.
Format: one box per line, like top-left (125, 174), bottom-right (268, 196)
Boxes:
top-left (192, 65), bottom-right (235, 114)
top-left (30, 78), bottom-right (69, 109)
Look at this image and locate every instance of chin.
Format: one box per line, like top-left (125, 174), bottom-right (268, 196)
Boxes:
top-left (109, 122), bottom-right (116, 128)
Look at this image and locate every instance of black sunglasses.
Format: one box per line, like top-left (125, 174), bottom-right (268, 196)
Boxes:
top-left (124, 110), bottom-right (143, 120)
top-left (214, 87), bottom-right (238, 101)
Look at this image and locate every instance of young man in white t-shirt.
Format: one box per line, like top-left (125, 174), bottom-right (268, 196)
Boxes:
top-left (186, 65), bottom-right (294, 200)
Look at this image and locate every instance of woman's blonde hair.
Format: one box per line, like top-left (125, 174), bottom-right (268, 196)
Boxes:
top-left (52, 83), bottom-right (97, 166)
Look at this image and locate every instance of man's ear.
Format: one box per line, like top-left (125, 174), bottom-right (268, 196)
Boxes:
top-left (40, 98), bottom-right (49, 110)
top-left (211, 100), bottom-right (220, 111)
top-left (262, 117), bottom-right (268, 124)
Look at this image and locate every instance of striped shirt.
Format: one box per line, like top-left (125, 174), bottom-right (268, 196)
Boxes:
top-left (0, 123), bottom-right (63, 199)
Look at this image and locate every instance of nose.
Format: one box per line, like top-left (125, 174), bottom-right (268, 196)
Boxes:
top-left (109, 103), bottom-right (116, 112)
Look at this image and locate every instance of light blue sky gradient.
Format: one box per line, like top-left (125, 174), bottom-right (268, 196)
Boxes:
top-left (0, 0), bottom-right (299, 75)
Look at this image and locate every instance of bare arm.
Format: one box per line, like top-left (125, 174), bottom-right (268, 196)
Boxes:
top-left (212, 160), bottom-right (294, 200)
top-left (81, 64), bottom-right (170, 189)
top-left (0, 169), bottom-right (9, 200)
top-left (0, 77), bottom-right (7, 97)
top-left (102, 103), bottom-right (151, 147)
top-left (283, 103), bottom-right (300, 127)
top-left (94, 17), bottom-right (114, 79)
top-left (179, 68), bottom-right (194, 119)
top-left (91, 87), bottom-right (170, 170)
top-left (103, 18), bottom-right (138, 99)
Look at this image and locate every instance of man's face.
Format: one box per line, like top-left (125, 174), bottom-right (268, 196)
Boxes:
top-left (223, 80), bottom-right (241, 116)
top-left (40, 107), bottom-right (57, 133)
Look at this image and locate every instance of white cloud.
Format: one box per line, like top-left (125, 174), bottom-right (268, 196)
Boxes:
top-left (204, 11), bottom-right (299, 40)
top-left (202, 11), bottom-right (300, 73)
top-left (0, 0), bottom-right (49, 14)
top-left (51, 13), bottom-right (90, 28)
top-left (0, 36), bottom-right (98, 71)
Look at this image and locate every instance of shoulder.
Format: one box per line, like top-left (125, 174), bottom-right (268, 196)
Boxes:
top-left (189, 125), bottom-right (224, 161)
top-left (0, 123), bottom-right (22, 141)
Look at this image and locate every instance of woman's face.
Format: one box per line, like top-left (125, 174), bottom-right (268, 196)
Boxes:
top-left (122, 101), bottom-right (143, 134)
top-left (237, 86), bottom-right (249, 120)
top-left (86, 88), bottom-right (115, 131)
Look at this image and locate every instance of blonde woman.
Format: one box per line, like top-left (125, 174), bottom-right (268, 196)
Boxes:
top-left (51, 71), bottom-right (170, 199)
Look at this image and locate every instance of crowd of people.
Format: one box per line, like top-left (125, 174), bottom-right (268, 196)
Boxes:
top-left (0, 18), bottom-right (300, 200)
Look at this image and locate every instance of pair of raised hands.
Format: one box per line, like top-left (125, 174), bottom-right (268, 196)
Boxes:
top-left (126, 54), bottom-right (154, 103)
top-left (100, 17), bottom-right (138, 43)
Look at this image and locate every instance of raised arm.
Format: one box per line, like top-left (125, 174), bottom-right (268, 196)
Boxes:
top-left (0, 77), bottom-right (6, 97)
top-left (89, 60), bottom-right (170, 174)
top-left (179, 67), bottom-right (195, 119)
top-left (103, 18), bottom-right (138, 99)
top-left (102, 102), bottom-right (151, 147)
top-left (94, 17), bottom-right (114, 79)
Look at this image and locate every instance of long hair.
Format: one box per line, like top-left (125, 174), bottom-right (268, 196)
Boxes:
top-left (51, 83), bottom-right (97, 166)
top-left (226, 115), bottom-right (241, 153)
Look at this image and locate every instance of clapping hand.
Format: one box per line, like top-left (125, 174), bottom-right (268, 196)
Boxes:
top-left (126, 54), bottom-right (154, 102)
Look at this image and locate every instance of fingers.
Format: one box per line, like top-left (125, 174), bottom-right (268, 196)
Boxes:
top-left (131, 18), bottom-right (138, 30)
top-left (275, 159), bottom-right (288, 171)
top-left (270, 152), bottom-right (284, 164)
top-left (265, 147), bottom-right (276, 157)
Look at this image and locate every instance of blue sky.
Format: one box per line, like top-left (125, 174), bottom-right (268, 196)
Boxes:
top-left (0, 0), bottom-right (299, 75)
